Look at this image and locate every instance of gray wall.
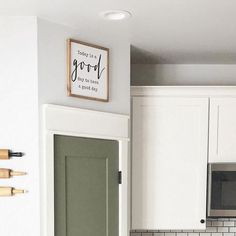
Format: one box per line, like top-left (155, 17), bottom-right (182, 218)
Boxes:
top-left (131, 64), bottom-right (236, 86)
top-left (38, 18), bottom-right (130, 115)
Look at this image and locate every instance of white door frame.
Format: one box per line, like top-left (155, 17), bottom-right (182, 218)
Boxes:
top-left (41, 104), bottom-right (130, 236)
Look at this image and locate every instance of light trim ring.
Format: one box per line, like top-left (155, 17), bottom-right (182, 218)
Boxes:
top-left (100, 10), bottom-right (132, 21)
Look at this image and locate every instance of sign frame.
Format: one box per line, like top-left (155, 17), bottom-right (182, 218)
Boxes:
top-left (67, 38), bottom-right (109, 102)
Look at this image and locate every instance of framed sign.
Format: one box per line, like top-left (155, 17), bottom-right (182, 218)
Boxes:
top-left (67, 39), bottom-right (109, 102)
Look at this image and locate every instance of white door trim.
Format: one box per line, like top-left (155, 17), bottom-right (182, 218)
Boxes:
top-left (41, 104), bottom-right (130, 236)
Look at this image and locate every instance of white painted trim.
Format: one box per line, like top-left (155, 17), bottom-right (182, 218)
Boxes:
top-left (44, 104), bottom-right (129, 140)
top-left (41, 104), bottom-right (130, 236)
top-left (131, 86), bottom-right (236, 97)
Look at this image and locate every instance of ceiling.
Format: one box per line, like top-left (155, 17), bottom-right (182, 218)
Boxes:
top-left (1, 0), bottom-right (236, 64)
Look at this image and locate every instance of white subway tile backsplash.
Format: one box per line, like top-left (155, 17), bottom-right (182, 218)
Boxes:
top-left (130, 219), bottom-right (236, 236)
top-left (164, 233), bottom-right (175, 236)
top-left (206, 221), bottom-right (212, 227)
top-left (217, 227), bottom-right (228, 232)
top-left (131, 233), bottom-right (142, 236)
top-left (223, 233), bottom-right (234, 236)
top-left (194, 230), bottom-right (207, 233)
top-left (212, 221), bottom-right (224, 227)
top-left (142, 233), bottom-right (153, 236)
top-left (176, 233), bottom-right (187, 236)
top-left (212, 233), bottom-right (223, 236)
top-left (153, 233), bottom-right (165, 236)
top-left (223, 222), bottom-right (234, 227)
top-left (200, 233), bottom-right (211, 236)
top-left (229, 227), bottom-right (236, 232)
top-left (206, 227), bottom-right (217, 232)
top-left (188, 233), bottom-right (199, 236)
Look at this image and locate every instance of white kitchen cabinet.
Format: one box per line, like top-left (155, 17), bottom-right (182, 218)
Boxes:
top-left (132, 96), bottom-right (208, 230)
top-left (209, 98), bottom-right (236, 162)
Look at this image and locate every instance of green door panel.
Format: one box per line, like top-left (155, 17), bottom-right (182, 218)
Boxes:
top-left (54, 135), bottom-right (119, 236)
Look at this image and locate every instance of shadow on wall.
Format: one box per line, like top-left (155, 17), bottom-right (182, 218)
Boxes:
top-left (131, 64), bottom-right (236, 86)
top-left (131, 46), bottom-right (236, 86)
top-left (131, 45), bottom-right (169, 65)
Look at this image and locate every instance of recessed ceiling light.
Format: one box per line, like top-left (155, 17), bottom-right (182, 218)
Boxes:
top-left (100, 10), bottom-right (132, 21)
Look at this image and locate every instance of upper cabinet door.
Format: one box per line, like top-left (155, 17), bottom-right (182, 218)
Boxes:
top-left (209, 98), bottom-right (236, 162)
top-left (132, 97), bottom-right (209, 230)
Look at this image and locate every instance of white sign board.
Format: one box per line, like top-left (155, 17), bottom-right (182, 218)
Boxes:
top-left (67, 39), bottom-right (109, 102)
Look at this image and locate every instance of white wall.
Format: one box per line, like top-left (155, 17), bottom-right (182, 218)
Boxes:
top-left (131, 64), bottom-right (236, 85)
top-left (38, 18), bottom-right (130, 114)
top-left (0, 17), bottom-right (40, 236)
top-left (0, 16), bottom-right (131, 236)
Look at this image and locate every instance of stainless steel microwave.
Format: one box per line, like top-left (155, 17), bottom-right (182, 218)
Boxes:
top-left (208, 163), bottom-right (236, 217)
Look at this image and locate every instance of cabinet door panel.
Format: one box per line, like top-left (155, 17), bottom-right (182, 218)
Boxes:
top-left (132, 97), bottom-right (208, 230)
top-left (209, 98), bottom-right (236, 162)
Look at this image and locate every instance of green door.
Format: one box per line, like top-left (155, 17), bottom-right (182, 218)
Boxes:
top-left (54, 135), bottom-right (119, 236)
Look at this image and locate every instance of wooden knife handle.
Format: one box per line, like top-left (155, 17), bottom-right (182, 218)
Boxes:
top-left (0, 169), bottom-right (27, 178)
top-left (0, 149), bottom-right (9, 160)
top-left (0, 169), bottom-right (10, 178)
top-left (0, 149), bottom-right (24, 159)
